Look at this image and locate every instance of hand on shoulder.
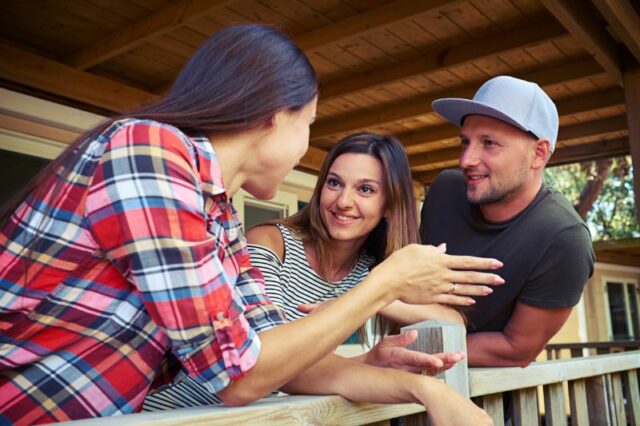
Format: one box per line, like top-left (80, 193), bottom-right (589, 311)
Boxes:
top-left (245, 224), bottom-right (285, 262)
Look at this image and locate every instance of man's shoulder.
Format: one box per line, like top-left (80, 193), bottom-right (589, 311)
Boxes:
top-left (534, 186), bottom-right (589, 230)
top-left (517, 186), bottom-right (593, 254)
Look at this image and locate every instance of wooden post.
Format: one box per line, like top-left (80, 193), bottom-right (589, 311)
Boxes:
top-left (623, 67), bottom-right (640, 224)
top-left (585, 375), bottom-right (611, 426)
top-left (610, 373), bottom-right (627, 425)
top-left (544, 382), bottom-right (567, 426)
top-left (513, 387), bottom-right (539, 426)
top-left (622, 369), bottom-right (640, 426)
top-left (569, 379), bottom-right (589, 426)
top-left (478, 393), bottom-right (505, 426)
top-left (401, 320), bottom-right (469, 398)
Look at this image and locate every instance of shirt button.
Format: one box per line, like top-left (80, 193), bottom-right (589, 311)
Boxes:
top-left (227, 228), bottom-right (237, 240)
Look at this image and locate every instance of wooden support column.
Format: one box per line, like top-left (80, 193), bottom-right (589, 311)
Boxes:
top-left (401, 320), bottom-right (470, 397)
top-left (623, 67), bottom-right (640, 224)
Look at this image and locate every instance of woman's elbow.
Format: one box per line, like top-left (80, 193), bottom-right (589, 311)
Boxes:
top-left (217, 380), bottom-right (271, 407)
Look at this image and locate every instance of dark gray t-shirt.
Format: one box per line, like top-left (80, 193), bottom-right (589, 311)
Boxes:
top-left (420, 169), bottom-right (595, 333)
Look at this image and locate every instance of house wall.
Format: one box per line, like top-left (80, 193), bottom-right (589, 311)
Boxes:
top-left (583, 262), bottom-right (640, 341)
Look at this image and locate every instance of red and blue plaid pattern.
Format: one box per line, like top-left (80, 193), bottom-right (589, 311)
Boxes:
top-left (0, 119), bottom-right (284, 424)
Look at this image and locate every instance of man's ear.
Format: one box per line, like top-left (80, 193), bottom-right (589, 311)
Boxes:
top-left (532, 139), bottom-right (551, 169)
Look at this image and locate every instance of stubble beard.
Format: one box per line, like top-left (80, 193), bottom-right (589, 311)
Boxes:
top-left (466, 169), bottom-right (528, 206)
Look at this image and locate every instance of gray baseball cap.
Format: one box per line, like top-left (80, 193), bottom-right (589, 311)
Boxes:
top-left (432, 76), bottom-right (559, 152)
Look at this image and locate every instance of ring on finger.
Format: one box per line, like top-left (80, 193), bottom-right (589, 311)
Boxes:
top-left (448, 283), bottom-right (457, 294)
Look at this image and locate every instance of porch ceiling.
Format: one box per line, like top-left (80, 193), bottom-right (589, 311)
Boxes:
top-left (0, 0), bottom-right (639, 184)
top-left (593, 238), bottom-right (640, 267)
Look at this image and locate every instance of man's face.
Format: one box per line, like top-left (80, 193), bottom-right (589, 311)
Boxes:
top-left (459, 115), bottom-right (537, 207)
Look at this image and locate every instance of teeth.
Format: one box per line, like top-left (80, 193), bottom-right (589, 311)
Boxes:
top-left (336, 214), bottom-right (355, 221)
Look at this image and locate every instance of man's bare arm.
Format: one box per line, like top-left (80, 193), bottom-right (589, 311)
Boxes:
top-left (466, 302), bottom-right (573, 367)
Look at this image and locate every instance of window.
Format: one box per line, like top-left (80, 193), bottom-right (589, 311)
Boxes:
top-left (604, 279), bottom-right (640, 341)
top-left (232, 188), bottom-right (298, 231)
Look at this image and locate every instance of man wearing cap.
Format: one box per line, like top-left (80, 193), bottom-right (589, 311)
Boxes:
top-left (420, 76), bottom-right (595, 367)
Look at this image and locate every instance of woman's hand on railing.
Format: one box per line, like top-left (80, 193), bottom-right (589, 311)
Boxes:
top-left (370, 243), bottom-right (504, 307)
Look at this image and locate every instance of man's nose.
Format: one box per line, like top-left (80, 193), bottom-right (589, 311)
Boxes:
top-left (460, 143), bottom-right (481, 169)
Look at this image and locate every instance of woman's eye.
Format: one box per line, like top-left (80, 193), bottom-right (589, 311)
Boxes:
top-left (360, 185), bottom-right (374, 193)
top-left (326, 178), bottom-right (341, 187)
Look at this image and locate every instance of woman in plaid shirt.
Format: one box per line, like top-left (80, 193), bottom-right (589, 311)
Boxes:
top-left (0, 24), bottom-right (499, 425)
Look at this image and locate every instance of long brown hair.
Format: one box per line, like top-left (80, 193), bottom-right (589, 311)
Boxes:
top-left (0, 24), bottom-right (318, 248)
top-left (281, 132), bottom-right (419, 340)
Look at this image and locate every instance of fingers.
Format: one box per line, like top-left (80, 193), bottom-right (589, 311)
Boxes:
top-left (400, 351), bottom-right (444, 372)
top-left (445, 254), bottom-right (503, 270)
top-left (296, 303), bottom-right (320, 313)
top-left (447, 270), bottom-right (505, 287)
top-left (432, 294), bottom-right (477, 306)
top-left (380, 330), bottom-right (418, 347)
top-left (444, 283), bottom-right (494, 297)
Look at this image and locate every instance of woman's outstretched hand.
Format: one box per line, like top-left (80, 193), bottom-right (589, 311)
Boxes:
top-left (361, 330), bottom-right (463, 375)
top-left (371, 243), bottom-right (504, 307)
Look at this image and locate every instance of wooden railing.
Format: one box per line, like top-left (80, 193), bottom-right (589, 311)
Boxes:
top-left (58, 324), bottom-right (640, 426)
top-left (545, 340), bottom-right (640, 360)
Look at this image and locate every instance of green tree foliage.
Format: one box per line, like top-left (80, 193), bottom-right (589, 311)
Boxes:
top-left (544, 156), bottom-right (639, 240)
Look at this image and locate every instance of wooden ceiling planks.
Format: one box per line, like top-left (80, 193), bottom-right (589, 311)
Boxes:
top-left (0, 0), bottom-right (637, 184)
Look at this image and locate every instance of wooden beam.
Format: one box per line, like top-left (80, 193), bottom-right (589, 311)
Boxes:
top-left (298, 146), bottom-right (327, 173)
top-left (0, 42), bottom-right (156, 113)
top-left (592, 0), bottom-right (640, 63)
top-left (294, 0), bottom-right (463, 51)
top-left (593, 237), bottom-right (640, 251)
top-left (319, 19), bottom-right (567, 102)
top-left (414, 137), bottom-right (630, 182)
top-left (0, 113), bottom-right (81, 144)
top-left (311, 58), bottom-right (603, 140)
top-left (400, 88), bottom-right (625, 152)
top-left (594, 251), bottom-right (640, 267)
top-left (65, 0), bottom-right (234, 70)
top-left (410, 146), bottom-right (460, 169)
top-left (623, 67), bottom-right (640, 225)
top-left (558, 115), bottom-right (627, 142)
top-left (550, 137), bottom-right (629, 165)
top-left (539, 0), bottom-right (622, 81)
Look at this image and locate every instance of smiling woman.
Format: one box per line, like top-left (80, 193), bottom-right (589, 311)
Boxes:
top-left (245, 133), bottom-right (473, 337)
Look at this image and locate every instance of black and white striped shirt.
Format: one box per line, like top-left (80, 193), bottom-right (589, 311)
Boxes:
top-left (249, 223), bottom-right (375, 321)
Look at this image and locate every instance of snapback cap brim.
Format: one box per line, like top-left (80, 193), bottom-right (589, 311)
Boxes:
top-left (432, 98), bottom-right (531, 135)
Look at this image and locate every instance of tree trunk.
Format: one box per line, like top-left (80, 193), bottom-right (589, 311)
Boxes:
top-left (576, 159), bottom-right (612, 220)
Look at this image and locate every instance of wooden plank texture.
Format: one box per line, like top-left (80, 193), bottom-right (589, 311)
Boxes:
top-left (586, 375), bottom-right (611, 426)
top-left (544, 382), bottom-right (567, 426)
top-left (0, 42), bottom-right (155, 113)
top-left (623, 369), bottom-right (640, 426)
top-left (569, 379), bottom-right (589, 426)
top-left (478, 393), bottom-right (504, 426)
top-left (58, 394), bottom-right (424, 426)
top-left (610, 373), bottom-right (626, 426)
top-left (468, 351), bottom-right (640, 397)
top-left (513, 387), bottom-right (539, 426)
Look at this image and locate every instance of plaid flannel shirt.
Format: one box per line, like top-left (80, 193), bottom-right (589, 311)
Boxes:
top-left (0, 119), bottom-right (285, 424)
